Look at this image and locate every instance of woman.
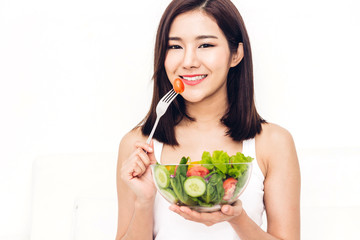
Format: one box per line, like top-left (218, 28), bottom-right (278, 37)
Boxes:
top-left (116, 0), bottom-right (300, 239)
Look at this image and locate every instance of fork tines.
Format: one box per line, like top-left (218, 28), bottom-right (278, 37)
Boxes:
top-left (163, 89), bottom-right (177, 103)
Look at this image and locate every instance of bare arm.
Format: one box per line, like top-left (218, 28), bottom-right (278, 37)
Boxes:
top-left (115, 129), bottom-right (157, 240)
top-left (261, 124), bottom-right (301, 239)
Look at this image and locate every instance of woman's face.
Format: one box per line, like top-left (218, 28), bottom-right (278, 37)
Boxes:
top-left (164, 10), bottom-right (242, 103)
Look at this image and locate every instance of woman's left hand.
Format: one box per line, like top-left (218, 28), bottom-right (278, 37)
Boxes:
top-left (169, 200), bottom-right (244, 226)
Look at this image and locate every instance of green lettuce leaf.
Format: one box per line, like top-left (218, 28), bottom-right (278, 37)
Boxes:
top-left (201, 173), bottom-right (224, 204)
top-left (200, 151), bottom-right (214, 170)
top-left (211, 150), bottom-right (229, 174)
top-left (227, 152), bottom-right (253, 178)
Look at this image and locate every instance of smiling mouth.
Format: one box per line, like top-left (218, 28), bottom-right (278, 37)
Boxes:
top-left (179, 74), bottom-right (208, 86)
top-left (180, 74), bottom-right (208, 81)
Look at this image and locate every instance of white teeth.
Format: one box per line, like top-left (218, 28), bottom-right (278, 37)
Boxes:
top-left (181, 75), bottom-right (207, 81)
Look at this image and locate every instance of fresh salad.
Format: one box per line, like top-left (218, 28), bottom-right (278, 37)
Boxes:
top-left (153, 150), bottom-right (253, 208)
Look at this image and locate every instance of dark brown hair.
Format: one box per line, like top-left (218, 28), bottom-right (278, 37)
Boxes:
top-left (140, 0), bottom-right (265, 145)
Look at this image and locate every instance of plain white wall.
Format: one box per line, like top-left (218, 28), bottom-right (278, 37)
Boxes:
top-left (0, 0), bottom-right (359, 238)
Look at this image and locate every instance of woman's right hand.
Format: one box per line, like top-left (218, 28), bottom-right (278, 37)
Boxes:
top-left (120, 141), bottom-right (157, 203)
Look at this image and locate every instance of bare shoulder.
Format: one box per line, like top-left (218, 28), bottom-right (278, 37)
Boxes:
top-left (255, 123), bottom-right (298, 175)
top-left (118, 127), bottom-right (147, 163)
top-left (257, 122), bottom-right (295, 147)
top-left (119, 127), bottom-right (146, 148)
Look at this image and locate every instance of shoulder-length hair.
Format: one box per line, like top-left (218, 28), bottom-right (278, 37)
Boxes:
top-left (139, 0), bottom-right (266, 146)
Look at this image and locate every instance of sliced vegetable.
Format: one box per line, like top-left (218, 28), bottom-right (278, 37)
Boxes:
top-left (159, 188), bottom-right (178, 203)
top-left (187, 160), bottom-right (202, 171)
top-left (222, 177), bottom-right (238, 201)
top-left (184, 176), bottom-right (206, 197)
top-left (186, 165), bottom-right (210, 177)
top-left (173, 78), bottom-right (185, 93)
top-left (154, 165), bottom-right (170, 188)
top-left (170, 174), bottom-right (196, 205)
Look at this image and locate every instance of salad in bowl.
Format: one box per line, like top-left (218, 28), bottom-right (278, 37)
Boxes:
top-left (151, 150), bottom-right (253, 212)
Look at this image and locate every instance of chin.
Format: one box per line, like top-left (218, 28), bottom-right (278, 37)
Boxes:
top-left (182, 94), bottom-right (206, 104)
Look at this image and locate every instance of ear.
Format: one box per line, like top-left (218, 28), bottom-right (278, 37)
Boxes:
top-left (230, 43), bottom-right (244, 67)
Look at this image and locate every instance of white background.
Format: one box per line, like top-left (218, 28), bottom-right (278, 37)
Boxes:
top-left (1, 0), bottom-right (359, 239)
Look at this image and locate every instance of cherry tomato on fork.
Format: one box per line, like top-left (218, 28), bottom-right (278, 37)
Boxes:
top-left (173, 78), bottom-right (185, 93)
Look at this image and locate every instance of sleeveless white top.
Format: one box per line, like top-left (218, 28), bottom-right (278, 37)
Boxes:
top-left (152, 138), bottom-right (265, 240)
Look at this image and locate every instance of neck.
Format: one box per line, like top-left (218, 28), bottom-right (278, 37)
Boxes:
top-left (184, 94), bottom-right (228, 129)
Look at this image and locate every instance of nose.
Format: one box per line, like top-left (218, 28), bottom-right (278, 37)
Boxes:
top-left (182, 48), bottom-right (200, 69)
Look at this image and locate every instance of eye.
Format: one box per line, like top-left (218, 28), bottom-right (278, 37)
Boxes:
top-left (199, 43), bottom-right (214, 48)
top-left (168, 45), bottom-right (182, 49)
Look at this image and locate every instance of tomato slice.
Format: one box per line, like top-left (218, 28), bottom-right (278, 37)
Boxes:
top-left (173, 78), bottom-right (185, 93)
top-left (222, 177), bottom-right (238, 201)
top-left (186, 166), bottom-right (209, 177)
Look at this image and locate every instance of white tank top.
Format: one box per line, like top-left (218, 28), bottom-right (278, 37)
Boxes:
top-left (152, 138), bottom-right (265, 240)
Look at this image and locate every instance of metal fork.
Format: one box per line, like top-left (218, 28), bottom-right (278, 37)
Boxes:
top-left (146, 89), bottom-right (178, 144)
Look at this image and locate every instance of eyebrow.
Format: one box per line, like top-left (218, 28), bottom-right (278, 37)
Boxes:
top-left (168, 35), bottom-right (218, 41)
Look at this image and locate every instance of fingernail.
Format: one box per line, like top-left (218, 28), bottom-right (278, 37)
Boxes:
top-left (223, 206), bottom-right (229, 212)
top-left (180, 207), bottom-right (186, 212)
top-left (148, 147), bottom-right (153, 152)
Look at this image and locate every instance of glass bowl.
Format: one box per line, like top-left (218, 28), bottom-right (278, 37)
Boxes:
top-left (151, 162), bottom-right (252, 212)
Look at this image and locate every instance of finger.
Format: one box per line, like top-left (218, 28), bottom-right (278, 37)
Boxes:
top-left (178, 207), bottom-right (210, 221)
top-left (134, 141), bottom-right (153, 153)
top-left (129, 157), bottom-right (146, 178)
top-left (179, 206), bottom-right (200, 217)
top-left (134, 141), bottom-right (157, 165)
top-left (169, 204), bottom-right (181, 213)
top-left (131, 166), bottom-right (142, 178)
top-left (136, 148), bottom-right (151, 166)
top-left (121, 155), bottom-right (140, 177)
top-left (175, 207), bottom-right (222, 226)
top-left (169, 205), bottom-right (189, 216)
top-left (173, 207), bottom-right (194, 220)
top-left (221, 200), bottom-right (243, 217)
top-left (127, 163), bottom-right (142, 179)
top-left (221, 205), bottom-right (232, 215)
top-left (134, 158), bottom-right (146, 175)
top-left (147, 140), bottom-right (158, 164)
top-left (140, 140), bottom-right (157, 164)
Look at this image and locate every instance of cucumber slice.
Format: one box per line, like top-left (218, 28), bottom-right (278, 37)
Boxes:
top-left (159, 188), bottom-right (178, 203)
top-left (184, 176), bottom-right (206, 197)
top-left (154, 165), bottom-right (170, 188)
